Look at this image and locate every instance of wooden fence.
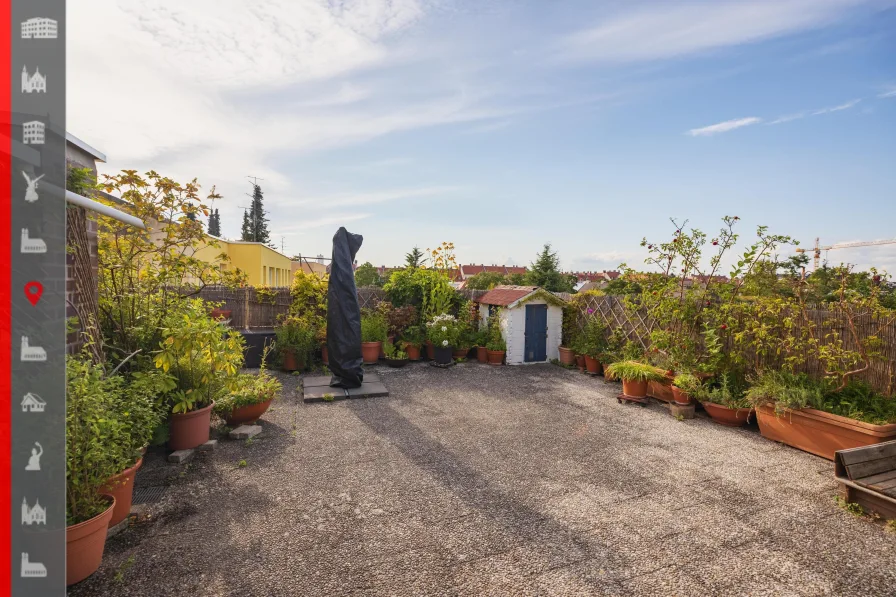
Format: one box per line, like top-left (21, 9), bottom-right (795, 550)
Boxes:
top-left (569, 294), bottom-right (896, 396)
top-left (193, 286), bottom-right (490, 329)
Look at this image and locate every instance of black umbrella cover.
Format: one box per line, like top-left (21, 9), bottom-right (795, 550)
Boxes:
top-left (327, 227), bottom-right (364, 388)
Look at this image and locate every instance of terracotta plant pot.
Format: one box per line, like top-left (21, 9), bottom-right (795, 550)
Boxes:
top-left (224, 399), bottom-right (273, 426)
top-left (281, 348), bottom-right (303, 372)
top-left (210, 308), bottom-right (231, 321)
top-left (168, 401), bottom-right (214, 451)
top-left (321, 344), bottom-right (328, 365)
top-left (487, 350), bottom-right (505, 365)
top-left (403, 343), bottom-right (420, 361)
top-left (584, 355), bottom-right (602, 375)
top-left (66, 496), bottom-right (116, 585)
top-left (756, 404), bottom-right (896, 461)
top-left (558, 346), bottom-right (576, 366)
top-left (701, 402), bottom-right (753, 427)
top-left (361, 341), bottom-right (382, 364)
top-left (453, 347), bottom-right (469, 359)
top-left (671, 386), bottom-right (691, 406)
top-left (476, 346), bottom-right (488, 363)
top-left (425, 341), bottom-right (435, 360)
top-left (434, 345), bottom-right (454, 365)
top-left (575, 354), bottom-right (585, 371)
top-left (100, 458), bottom-right (143, 528)
top-left (622, 379), bottom-right (648, 398)
top-left (648, 380), bottom-right (675, 403)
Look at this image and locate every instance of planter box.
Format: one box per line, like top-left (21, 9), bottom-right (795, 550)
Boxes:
top-left (835, 440), bottom-right (896, 519)
top-left (756, 404), bottom-right (896, 461)
top-left (647, 380), bottom-right (674, 403)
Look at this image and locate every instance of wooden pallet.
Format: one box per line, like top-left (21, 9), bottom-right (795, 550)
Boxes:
top-left (835, 440), bottom-right (896, 519)
top-left (617, 393), bottom-right (648, 406)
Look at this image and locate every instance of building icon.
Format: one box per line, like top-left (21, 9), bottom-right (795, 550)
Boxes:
top-left (21, 229), bottom-right (47, 254)
top-left (21, 17), bottom-right (58, 39)
top-left (23, 121), bottom-right (45, 145)
top-left (22, 498), bottom-right (47, 525)
top-left (22, 66), bottom-right (46, 93)
top-left (21, 393), bottom-right (46, 413)
top-left (21, 337), bottom-right (47, 362)
top-left (20, 553), bottom-right (47, 578)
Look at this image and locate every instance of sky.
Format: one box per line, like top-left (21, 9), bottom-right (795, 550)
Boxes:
top-left (69, 0), bottom-right (896, 274)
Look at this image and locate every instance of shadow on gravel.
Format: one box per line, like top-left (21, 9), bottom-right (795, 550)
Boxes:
top-left (346, 399), bottom-right (633, 590)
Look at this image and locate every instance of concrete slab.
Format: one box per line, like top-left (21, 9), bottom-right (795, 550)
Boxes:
top-left (346, 381), bottom-right (389, 398)
top-left (303, 387), bottom-right (347, 402)
top-left (197, 439), bottom-right (218, 451)
top-left (229, 425), bottom-right (262, 440)
top-left (167, 449), bottom-right (194, 464)
top-left (303, 376), bottom-right (332, 388)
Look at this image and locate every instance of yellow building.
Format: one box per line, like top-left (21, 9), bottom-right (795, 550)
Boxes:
top-left (209, 236), bottom-right (293, 286)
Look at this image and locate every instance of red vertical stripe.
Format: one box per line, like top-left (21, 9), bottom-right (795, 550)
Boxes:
top-left (0, 0), bottom-right (11, 593)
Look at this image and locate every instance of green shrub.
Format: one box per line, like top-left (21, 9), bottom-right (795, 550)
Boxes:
top-left (485, 314), bottom-right (506, 351)
top-left (426, 313), bottom-right (460, 347)
top-left (745, 371), bottom-right (827, 413)
top-left (360, 312), bottom-right (389, 343)
top-left (400, 324), bottom-right (426, 346)
top-left (215, 372), bottom-right (281, 414)
top-left (693, 373), bottom-right (751, 409)
top-left (383, 341), bottom-right (409, 360)
top-left (672, 373), bottom-right (701, 394)
top-left (580, 317), bottom-right (608, 358)
top-left (604, 361), bottom-right (665, 383)
top-left (276, 316), bottom-right (317, 364)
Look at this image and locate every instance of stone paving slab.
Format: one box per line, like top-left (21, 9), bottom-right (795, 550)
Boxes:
top-left (304, 372), bottom-right (380, 388)
top-left (346, 382), bottom-right (389, 398)
top-left (73, 365), bottom-right (896, 597)
top-left (304, 374), bottom-right (388, 402)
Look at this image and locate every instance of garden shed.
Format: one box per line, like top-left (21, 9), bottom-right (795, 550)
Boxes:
top-left (476, 286), bottom-right (564, 365)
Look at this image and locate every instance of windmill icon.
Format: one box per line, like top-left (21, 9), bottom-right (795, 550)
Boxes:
top-left (22, 171), bottom-right (44, 203)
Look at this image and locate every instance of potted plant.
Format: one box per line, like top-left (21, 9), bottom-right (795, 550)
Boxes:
top-left (154, 300), bottom-right (245, 451)
top-left (581, 317), bottom-right (607, 375)
top-left (485, 316), bottom-right (507, 365)
top-left (400, 326), bottom-right (425, 361)
top-left (453, 323), bottom-right (473, 359)
top-left (747, 371), bottom-right (896, 460)
top-left (559, 304), bottom-right (578, 365)
top-left (572, 337), bottom-right (586, 371)
top-left (604, 361), bottom-right (666, 399)
top-left (383, 341), bottom-right (410, 368)
top-left (671, 372), bottom-right (700, 406)
top-left (214, 346), bottom-right (282, 425)
top-left (276, 316), bottom-right (316, 372)
top-left (473, 328), bottom-right (489, 363)
top-left (693, 373), bottom-right (753, 427)
top-left (360, 311), bottom-right (389, 364)
top-left (427, 313), bottom-right (459, 365)
top-left (100, 369), bottom-right (171, 528)
top-left (66, 355), bottom-right (129, 585)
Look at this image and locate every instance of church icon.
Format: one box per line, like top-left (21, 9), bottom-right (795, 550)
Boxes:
top-left (22, 66), bottom-right (46, 93)
top-left (20, 553), bottom-right (47, 578)
top-left (21, 229), bottom-right (47, 254)
top-left (22, 498), bottom-right (46, 525)
top-left (22, 393), bottom-right (46, 413)
top-left (21, 337), bottom-right (47, 362)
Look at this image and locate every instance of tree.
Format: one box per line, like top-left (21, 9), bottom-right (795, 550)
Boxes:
top-left (526, 244), bottom-right (574, 292)
top-left (405, 246), bottom-right (426, 268)
top-left (354, 262), bottom-right (382, 287)
top-left (207, 208), bottom-right (221, 237)
top-left (241, 183), bottom-right (271, 244)
top-left (465, 271), bottom-right (506, 290)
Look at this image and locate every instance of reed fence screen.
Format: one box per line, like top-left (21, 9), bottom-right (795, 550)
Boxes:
top-left (568, 294), bottom-right (896, 396)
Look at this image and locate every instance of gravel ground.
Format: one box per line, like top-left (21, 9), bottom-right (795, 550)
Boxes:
top-left (69, 362), bottom-right (896, 596)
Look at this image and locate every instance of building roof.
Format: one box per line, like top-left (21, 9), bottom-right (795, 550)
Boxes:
top-left (459, 264), bottom-right (527, 279)
top-left (476, 285), bottom-right (540, 306)
top-left (66, 132), bottom-right (107, 162)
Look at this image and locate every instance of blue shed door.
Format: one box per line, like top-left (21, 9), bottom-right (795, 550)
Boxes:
top-left (524, 304), bottom-right (548, 362)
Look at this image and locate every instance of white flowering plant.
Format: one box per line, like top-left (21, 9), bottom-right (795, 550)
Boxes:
top-left (426, 313), bottom-right (460, 347)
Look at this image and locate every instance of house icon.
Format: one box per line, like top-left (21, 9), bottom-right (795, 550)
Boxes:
top-left (21, 393), bottom-right (45, 413)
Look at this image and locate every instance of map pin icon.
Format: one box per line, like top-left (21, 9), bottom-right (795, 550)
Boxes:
top-left (24, 281), bottom-right (43, 306)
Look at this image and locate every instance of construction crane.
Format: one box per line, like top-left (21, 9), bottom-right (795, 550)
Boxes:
top-left (796, 237), bottom-right (896, 270)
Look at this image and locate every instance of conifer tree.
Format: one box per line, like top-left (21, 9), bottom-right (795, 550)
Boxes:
top-left (207, 208), bottom-right (221, 237)
top-left (525, 243), bottom-right (575, 292)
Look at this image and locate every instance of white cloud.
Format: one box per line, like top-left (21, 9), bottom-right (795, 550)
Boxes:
top-left (296, 186), bottom-right (462, 207)
top-left (812, 98), bottom-right (861, 115)
top-left (878, 88), bottom-right (896, 98)
top-left (767, 112), bottom-right (807, 125)
top-left (687, 117), bottom-right (762, 137)
top-left (276, 213), bottom-right (372, 232)
top-left (553, 0), bottom-right (880, 65)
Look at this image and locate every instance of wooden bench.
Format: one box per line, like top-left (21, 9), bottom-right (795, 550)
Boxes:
top-left (835, 440), bottom-right (896, 519)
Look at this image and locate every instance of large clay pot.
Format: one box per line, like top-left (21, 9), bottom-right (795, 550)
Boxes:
top-left (575, 354), bottom-right (585, 371)
top-left (671, 386), bottom-right (691, 406)
top-left (100, 459), bottom-right (143, 528)
top-left (361, 341), bottom-right (382, 364)
top-left (66, 496), bottom-right (116, 585)
top-left (425, 341), bottom-right (435, 360)
top-left (756, 404), bottom-right (896, 461)
top-left (476, 346), bottom-right (488, 363)
top-left (224, 399), bottom-right (273, 426)
top-left (584, 356), bottom-right (602, 375)
top-left (558, 346), bottom-right (576, 366)
top-left (622, 379), bottom-right (648, 399)
top-left (701, 402), bottom-right (753, 427)
top-left (405, 344), bottom-right (421, 361)
top-left (321, 344), bottom-right (328, 365)
top-left (168, 401), bottom-right (214, 451)
top-left (281, 348), bottom-right (303, 372)
top-left (648, 380), bottom-right (675, 403)
top-left (487, 350), bottom-right (505, 365)
top-left (434, 345), bottom-right (454, 365)
top-left (453, 347), bottom-right (469, 359)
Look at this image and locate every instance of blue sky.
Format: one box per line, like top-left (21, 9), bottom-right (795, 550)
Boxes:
top-left (70, 0), bottom-right (896, 273)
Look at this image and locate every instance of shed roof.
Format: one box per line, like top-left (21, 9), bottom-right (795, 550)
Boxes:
top-left (476, 285), bottom-right (539, 306)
